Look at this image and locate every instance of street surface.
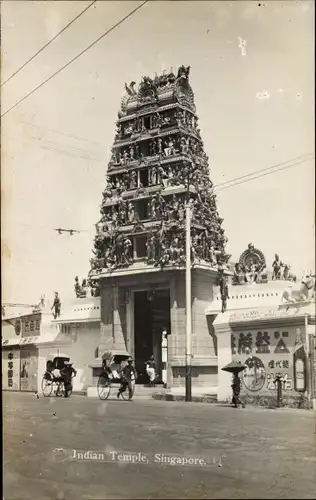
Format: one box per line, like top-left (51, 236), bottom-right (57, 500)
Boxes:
top-left (3, 392), bottom-right (316, 499)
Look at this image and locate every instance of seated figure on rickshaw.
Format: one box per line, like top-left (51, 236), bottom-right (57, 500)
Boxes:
top-left (43, 354), bottom-right (77, 397)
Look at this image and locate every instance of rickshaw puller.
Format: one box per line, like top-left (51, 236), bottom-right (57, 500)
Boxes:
top-left (60, 361), bottom-right (77, 397)
top-left (117, 358), bottom-right (137, 399)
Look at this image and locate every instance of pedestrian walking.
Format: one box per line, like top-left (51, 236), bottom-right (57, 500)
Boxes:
top-left (231, 373), bottom-right (245, 408)
top-left (145, 355), bottom-right (156, 387)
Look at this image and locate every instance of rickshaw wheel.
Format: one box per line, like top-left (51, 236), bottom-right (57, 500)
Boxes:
top-left (97, 374), bottom-right (111, 400)
top-left (121, 380), bottom-right (135, 401)
top-left (55, 381), bottom-right (65, 397)
top-left (41, 376), bottom-right (53, 397)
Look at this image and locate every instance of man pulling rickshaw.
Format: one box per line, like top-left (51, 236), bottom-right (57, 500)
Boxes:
top-left (117, 357), bottom-right (137, 399)
top-left (98, 351), bottom-right (137, 401)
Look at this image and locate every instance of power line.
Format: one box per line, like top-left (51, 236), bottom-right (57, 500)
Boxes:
top-left (13, 153), bottom-right (314, 235)
top-left (20, 121), bottom-right (103, 146)
top-left (215, 155), bottom-right (314, 192)
top-left (1, 1), bottom-right (97, 87)
top-left (1, 1), bottom-right (149, 118)
top-left (213, 153), bottom-right (313, 190)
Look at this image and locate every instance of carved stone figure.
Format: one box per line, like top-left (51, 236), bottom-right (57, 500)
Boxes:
top-left (125, 81), bottom-right (137, 96)
top-left (157, 138), bottom-right (163, 154)
top-left (170, 237), bottom-right (181, 263)
top-left (51, 292), bottom-right (61, 319)
top-left (282, 273), bottom-right (315, 304)
top-left (158, 165), bottom-right (167, 186)
top-left (146, 235), bottom-right (156, 262)
top-left (180, 136), bottom-right (189, 154)
top-left (149, 196), bottom-right (157, 218)
top-left (283, 264), bottom-right (296, 282)
top-left (233, 263), bottom-right (245, 285)
top-left (217, 270), bottom-right (228, 313)
top-left (128, 202), bottom-right (135, 223)
top-left (151, 165), bottom-right (158, 185)
top-left (164, 138), bottom-right (175, 156)
top-left (129, 146), bottom-right (135, 160)
top-left (272, 254), bottom-right (283, 280)
top-left (150, 140), bottom-right (157, 156)
top-left (159, 245), bottom-right (171, 269)
top-left (167, 167), bottom-right (175, 186)
top-left (130, 170), bottom-right (137, 189)
top-left (178, 203), bottom-right (185, 222)
top-left (122, 149), bottom-right (129, 164)
top-left (123, 238), bottom-right (133, 264)
top-left (74, 276), bottom-right (82, 298)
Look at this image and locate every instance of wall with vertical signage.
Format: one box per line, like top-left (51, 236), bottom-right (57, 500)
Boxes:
top-left (231, 324), bottom-right (307, 396)
top-left (20, 348), bottom-right (39, 392)
top-left (2, 350), bottom-right (20, 390)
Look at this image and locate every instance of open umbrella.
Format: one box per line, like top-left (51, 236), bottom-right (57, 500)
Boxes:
top-left (221, 361), bottom-right (247, 374)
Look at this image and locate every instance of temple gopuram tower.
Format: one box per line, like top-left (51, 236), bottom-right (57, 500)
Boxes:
top-left (89, 65), bottom-right (230, 389)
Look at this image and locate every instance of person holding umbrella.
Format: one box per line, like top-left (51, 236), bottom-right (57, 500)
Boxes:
top-left (231, 372), bottom-right (245, 408)
top-left (221, 361), bottom-right (246, 409)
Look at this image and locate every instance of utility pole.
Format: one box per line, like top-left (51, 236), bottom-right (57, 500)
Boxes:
top-left (185, 202), bottom-right (192, 402)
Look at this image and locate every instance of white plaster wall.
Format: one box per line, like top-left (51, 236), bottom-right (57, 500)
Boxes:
top-left (216, 326), bottom-right (233, 401)
top-left (37, 323), bottom-right (100, 393)
top-left (70, 323), bottom-right (100, 391)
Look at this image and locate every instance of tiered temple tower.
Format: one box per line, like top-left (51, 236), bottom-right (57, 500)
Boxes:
top-left (89, 66), bottom-right (230, 389)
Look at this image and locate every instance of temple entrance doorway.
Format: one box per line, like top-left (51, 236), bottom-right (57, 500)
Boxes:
top-left (133, 288), bottom-right (171, 385)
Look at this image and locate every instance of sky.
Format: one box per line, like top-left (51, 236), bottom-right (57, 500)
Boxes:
top-left (1, 0), bottom-right (315, 307)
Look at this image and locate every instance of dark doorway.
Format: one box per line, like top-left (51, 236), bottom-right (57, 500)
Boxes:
top-left (134, 289), bottom-right (170, 384)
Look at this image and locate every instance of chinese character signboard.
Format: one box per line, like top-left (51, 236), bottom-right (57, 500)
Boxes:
top-left (2, 350), bottom-right (20, 390)
top-left (20, 349), bottom-right (39, 392)
top-left (21, 314), bottom-right (41, 337)
top-left (230, 326), bottom-right (307, 396)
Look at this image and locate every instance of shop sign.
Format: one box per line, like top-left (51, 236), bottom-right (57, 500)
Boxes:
top-left (21, 314), bottom-right (41, 337)
top-left (2, 350), bottom-right (20, 390)
top-left (231, 326), bottom-right (306, 396)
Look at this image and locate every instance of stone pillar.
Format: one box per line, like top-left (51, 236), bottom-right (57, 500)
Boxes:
top-left (126, 290), bottom-right (134, 357)
top-left (99, 284), bottom-right (114, 354)
top-left (112, 283), bottom-right (126, 350)
top-left (214, 321), bottom-right (233, 401)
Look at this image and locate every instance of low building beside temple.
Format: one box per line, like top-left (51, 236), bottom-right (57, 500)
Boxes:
top-left (206, 244), bottom-right (316, 408)
top-left (1, 296), bottom-right (101, 394)
top-left (2, 303), bottom-right (64, 393)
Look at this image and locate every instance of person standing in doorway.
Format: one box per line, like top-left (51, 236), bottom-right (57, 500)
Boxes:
top-left (145, 355), bottom-right (156, 387)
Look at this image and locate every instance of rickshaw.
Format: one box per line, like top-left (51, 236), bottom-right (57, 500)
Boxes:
top-left (41, 353), bottom-right (76, 397)
top-left (97, 350), bottom-right (135, 401)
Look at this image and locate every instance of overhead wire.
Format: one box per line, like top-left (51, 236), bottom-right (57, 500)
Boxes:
top-left (214, 154), bottom-right (314, 192)
top-left (213, 153), bottom-right (313, 190)
top-left (1, 0), bottom-right (149, 117)
top-left (1, 1), bottom-right (97, 87)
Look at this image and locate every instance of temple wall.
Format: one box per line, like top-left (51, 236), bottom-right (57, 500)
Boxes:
top-left (98, 269), bottom-right (219, 390)
top-left (169, 270), bottom-right (218, 389)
